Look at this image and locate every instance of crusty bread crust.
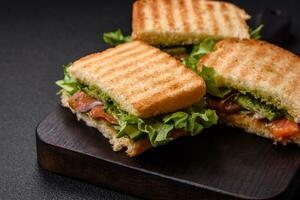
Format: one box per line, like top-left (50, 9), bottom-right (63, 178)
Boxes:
top-left (199, 39), bottom-right (300, 123)
top-left (219, 113), bottom-right (300, 145)
top-left (132, 0), bottom-right (250, 45)
top-left (69, 41), bottom-right (205, 118)
top-left (61, 93), bottom-right (189, 157)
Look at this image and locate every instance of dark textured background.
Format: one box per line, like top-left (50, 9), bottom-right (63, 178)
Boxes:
top-left (0, 0), bottom-right (300, 199)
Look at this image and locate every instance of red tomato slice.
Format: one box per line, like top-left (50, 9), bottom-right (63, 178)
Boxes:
top-left (269, 119), bottom-right (299, 138)
top-left (68, 91), bottom-right (96, 111)
top-left (90, 106), bottom-right (118, 124)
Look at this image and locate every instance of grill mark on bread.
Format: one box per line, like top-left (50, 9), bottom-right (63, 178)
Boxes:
top-left (120, 63), bottom-right (182, 98)
top-left (137, 2), bottom-right (145, 30)
top-left (263, 50), bottom-right (287, 86)
top-left (143, 0), bottom-right (154, 31)
top-left (280, 70), bottom-right (300, 98)
top-left (95, 44), bottom-right (147, 66)
top-left (73, 52), bottom-right (102, 66)
top-left (138, 67), bottom-right (192, 95)
top-left (285, 77), bottom-right (300, 98)
top-left (164, 0), bottom-right (175, 30)
top-left (201, 40), bottom-right (236, 79)
top-left (132, 1), bottom-right (139, 33)
top-left (234, 42), bottom-right (280, 87)
top-left (178, 0), bottom-right (190, 32)
top-left (185, 0), bottom-right (198, 32)
top-left (75, 45), bottom-right (151, 80)
top-left (276, 57), bottom-right (300, 86)
top-left (200, 0), bottom-right (214, 36)
top-left (231, 43), bottom-right (265, 83)
top-left (132, 74), bottom-right (195, 105)
top-left (101, 53), bottom-right (168, 84)
top-left (221, 42), bottom-right (254, 76)
top-left (136, 81), bottom-right (181, 104)
top-left (269, 74), bottom-right (283, 86)
top-left (125, 66), bottom-right (188, 99)
top-left (118, 60), bottom-right (180, 92)
top-left (206, 2), bottom-right (219, 35)
top-left (213, 2), bottom-right (227, 36)
top-left (272, 56), bottom-right (290, 75)
top-left (69, 41), bottom-right (205, 117)
top-left (94, 41), bottom-right (141, 62)
top-left (227, 4), bottom-right (242, 38)
top-left (220, 2), bottom-right (233, 36)
top-left (122, 75), bottom-right (174, 101)
top-left (135, 78), bottom-right (202, 112)
top-left (96, 48), bottom-right (159, 78)
top-left (202, 48), bottom-right (227, 69)
top-left (157, 0), bottom-right (170, 31)
top-left (172, 0), bottom-right (184, 32)
top-left (149, 0), bottom-right (161, 30)
top-left (113, 56), bottom-right (173, 85)
top-left (91, 46), bottom-right (151, 75)
top-left (191, 0), bottom-right (203, 31)
top-left (234, 6), bottom-right (248, 37)
top-left (74, 42), bottom-right (141, 68)
top-left (133, 1), bottom-right (145, 32)
top-left (214, 46), bottom-right (242, 75)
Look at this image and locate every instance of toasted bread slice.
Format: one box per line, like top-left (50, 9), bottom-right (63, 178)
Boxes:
top-left (219, 113), bottom-right (300, 145)
top-left (61, 92), bottom-right (188, 157)
top-left (69, 40), bottom-right (205, 118)
top-left (132, 0), bottom-right (250, 46)
top-left (198, 39), bottom-right (300, 123)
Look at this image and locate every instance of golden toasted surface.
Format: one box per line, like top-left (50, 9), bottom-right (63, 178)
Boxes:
top-left (199, 39), bottom-right (300, 123)
top-left (132, 0), bottom-right (250, 45)
top-left (220, 113), bottom-right (300, 145)
top-left (69, 41), bottom-right (205, 117)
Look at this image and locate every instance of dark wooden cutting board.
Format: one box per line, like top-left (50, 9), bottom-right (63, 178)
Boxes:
top-left (36, 106), bottom-right (300, 200)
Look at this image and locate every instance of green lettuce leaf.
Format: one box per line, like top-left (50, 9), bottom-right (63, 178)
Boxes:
top-left (250, 24), bottom-right (264, 40)
top-left (103, 29), bottom-right (131, 46)
top-left (163, 109), bottom-right (218, 136)
top-left (182, 39), bottom-right (217, 72)
top-left (199, 65), bottom-right (232, 98)
top-left (55, 63), bottom-right (83, 95)
top-left (152, 123), bottom-right (174, 146)
top-left (164, 112), bottom-right (189, 129)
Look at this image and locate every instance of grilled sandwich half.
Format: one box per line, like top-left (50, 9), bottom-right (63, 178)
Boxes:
top-left (198, 39), bottom-right (300, 145)
top-left (56, 41), bottom-right (218, 156)
top-left (132, 0), bottom-right (250, 46)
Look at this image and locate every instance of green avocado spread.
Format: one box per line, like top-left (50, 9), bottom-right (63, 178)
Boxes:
top-left (234, 94), bottom-right (283, 121)
top-left (199, 65), bottom-right (287, 121)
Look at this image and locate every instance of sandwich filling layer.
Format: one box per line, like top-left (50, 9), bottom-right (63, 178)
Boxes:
top-left (200, 65), bottom-right (300, 140)
top-left (56, 65), bottom-right (218, 147)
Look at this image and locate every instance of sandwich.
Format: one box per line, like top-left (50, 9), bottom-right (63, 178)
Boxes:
top-left (132, 0), bottom-right (251, 46)
top-left (104, 0), bottom-right (263, 72)
top-left (198, 39), bottom-right (300, 144)
top-left (56, 41), bottom-right (218, 156)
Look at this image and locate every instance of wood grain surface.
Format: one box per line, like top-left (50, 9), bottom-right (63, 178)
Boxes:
top-left (36, 106), bottom-right (300, 200)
